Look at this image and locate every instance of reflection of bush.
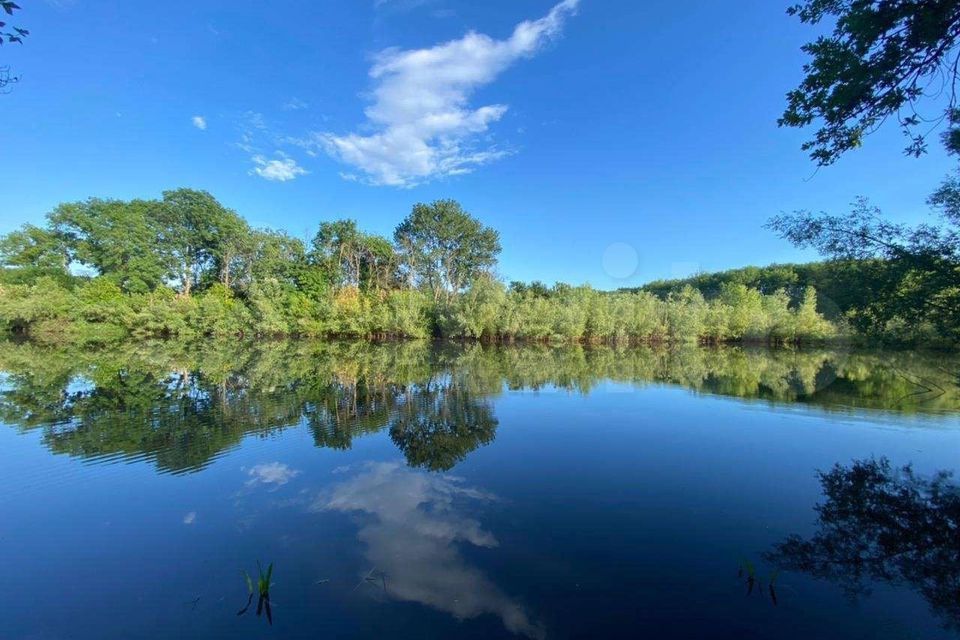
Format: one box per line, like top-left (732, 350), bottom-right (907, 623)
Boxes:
top-left (0, 341), bottom-right (957, 473)
top-left (766, 458), bottom-right (960, 631)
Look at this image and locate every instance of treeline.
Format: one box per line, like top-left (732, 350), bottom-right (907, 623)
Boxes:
top-left (0, 188), bottom-right (837, 344)
top-left (629, 259), bottom-right (954, 346)
top-left (634, 261), bottom-right (876, 314)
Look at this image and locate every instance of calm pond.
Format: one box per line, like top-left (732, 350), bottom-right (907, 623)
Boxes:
top-left (1, 340), bottom-right (959, 639)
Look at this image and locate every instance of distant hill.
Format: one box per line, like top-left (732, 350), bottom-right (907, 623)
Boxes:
top-left (621, 260), bottom-right (893, 321)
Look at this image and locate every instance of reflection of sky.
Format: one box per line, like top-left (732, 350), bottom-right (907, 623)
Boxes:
top-left (246, 462), bottom-right (300, 488)
top-left (318, 462), bottom-right (544, 639)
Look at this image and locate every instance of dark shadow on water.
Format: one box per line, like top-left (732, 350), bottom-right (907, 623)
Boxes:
top-left (765, 458), bottom-right (960, 632)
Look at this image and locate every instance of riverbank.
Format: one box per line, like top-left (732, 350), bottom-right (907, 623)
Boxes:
top-left (1, 277), bottom-right (839, 346)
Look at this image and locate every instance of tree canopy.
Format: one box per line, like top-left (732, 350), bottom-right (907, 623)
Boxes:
top-left (767, 195), bottom-right (960, 339)
top-left (394, 199), bottom-right (501, 302)
top-left (771, 1), bottom-right (960, 343)
top-left (781, 0), bottom-right (960, 164)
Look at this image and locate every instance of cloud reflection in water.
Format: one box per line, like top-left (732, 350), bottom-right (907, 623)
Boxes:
top-left (318, 462), bottom-right (544, 638)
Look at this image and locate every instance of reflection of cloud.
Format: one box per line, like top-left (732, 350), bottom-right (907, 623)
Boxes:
top-left (318, 462), bottom-right (543, 638)
top-left (247, 462), bottom-right (300, 488)
top-left (183, 511), bottom-right (196, 525)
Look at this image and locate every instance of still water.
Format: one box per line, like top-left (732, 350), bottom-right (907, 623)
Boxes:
top-left (1, 340), bottom-right (958, 639)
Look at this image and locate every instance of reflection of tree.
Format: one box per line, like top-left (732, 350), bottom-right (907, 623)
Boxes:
top-left (1, 340), bottom-right (958, 474)
top-left (306, 379), bottom-right (401, 450)
top-left (390, 379), bottom-right (498, 471)
top-left (0, 340), bottom-right (436, 474)
top-left (765, 458), bottom-right (960, 631)
top-left (20, 369), bottom-right (302, 474)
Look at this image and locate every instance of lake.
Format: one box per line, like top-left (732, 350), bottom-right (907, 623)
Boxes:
top-left (1, 340), bottom-right (958, 639)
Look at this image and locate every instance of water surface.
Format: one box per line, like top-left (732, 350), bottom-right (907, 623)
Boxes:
top-left (2, 341), bottom-right (958, 639)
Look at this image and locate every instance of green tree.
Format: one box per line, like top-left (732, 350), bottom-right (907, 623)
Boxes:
top-left (442, 275), bottom-right (507, 339)
top-left (240, 229), bottom-right (309, 291)
top-left (394, 199), bottom-right (501, 302)
top-left (211, 217), bottom-right (251, 290)
top-left (157, 188), bottom-right (247, 296)
top-left (0, 276), bottom-right (74, 333)
top-left (0, 223), bottom-right (69, 278)
top-left (49, 198), bottom-right (168, 293)
top-left (781, 0), bottom-right (960, 164)
top-left (767, 196), bottom-right (960, 340)
top-left (311, 219), bottom-right (395, 291)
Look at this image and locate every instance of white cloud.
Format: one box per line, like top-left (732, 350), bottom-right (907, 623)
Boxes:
top-left (191, 115), bottom-right (207, 130)
top-left (250, 154), bottom-right (308, 182)
top-left (313, 0), bottom-right (579, 187)
top-left (246, 462), bottom-right (301, 486)
top-left (318, 462), bottom-right (543, 638)
top-left (183, 511), bottom-right (197, 525)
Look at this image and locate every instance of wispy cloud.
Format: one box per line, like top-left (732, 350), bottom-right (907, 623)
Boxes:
top-left (283, 97), bottom-right (309, 111)
top-left (235, 111), bottom-right (267, 153)
top-left (311, 0), bottom-right (579, 187)
top-left (250, 154), bottom-right (308, 182)
top-left (191, 115), bottom-right (207, 130)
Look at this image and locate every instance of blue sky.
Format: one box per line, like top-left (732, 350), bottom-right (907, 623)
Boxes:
top-left (2, 0), bottom-right (955, 288)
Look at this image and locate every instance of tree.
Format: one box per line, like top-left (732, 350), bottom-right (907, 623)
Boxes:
top-left (0, 223), bottom-right (69, 275)
top-left (781, 0), bottom-right (960, 165)
top-left (0, 2), bottom-right (27, 45)
top-left (311, 219), bottom-right (395, 291)
top-left (48, 198), bottom-right (169, 293)
top-left (767, 195), bottom-right (960, 339)
top-left (241, 229), bottom-right (309, 290)
top-left (394, 200), bottom-right (501, 302)
top-left (211, 217), bottom-right (251, 290)
top-left (442, 275), bottom-right (507, 339)
top-left (157, 188), bottom-right (247, 296)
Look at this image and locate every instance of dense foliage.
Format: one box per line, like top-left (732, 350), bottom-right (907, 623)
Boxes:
top-left (0, 189), bottom-right (837, 345)
top-left (768, 194), bottom-right (960, 343)
top-left (781, 0), bottom-right (960, 164)
top-left (632, 255), bottom-right (957, 345)
top-left (773, 1), bottom-right (960, 348)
